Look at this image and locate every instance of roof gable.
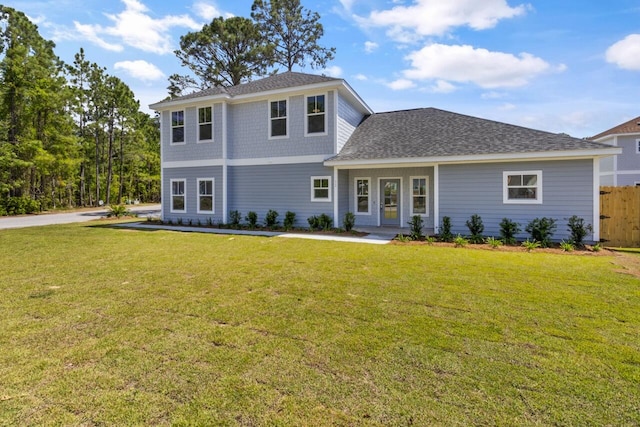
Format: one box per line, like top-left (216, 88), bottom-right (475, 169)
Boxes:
top-left (590, 115), bottom-right (640, 140)
top-left (329, 108), bottom-right (617, 163)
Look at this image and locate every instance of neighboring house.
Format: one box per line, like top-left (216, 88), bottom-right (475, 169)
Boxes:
top-left (590, 116), bottom-right (640, 186)
top-left (150, 72), bottom-right (620, 242)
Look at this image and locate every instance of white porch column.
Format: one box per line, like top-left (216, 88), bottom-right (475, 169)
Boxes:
top-left (222, 102), bottom-right (228, 224)
top-left (333, 167), bottom-right (339, 227)
top-left (433, 164), bottom-right (439, 233)
top-left (593, 158), bottom-right (600, 242)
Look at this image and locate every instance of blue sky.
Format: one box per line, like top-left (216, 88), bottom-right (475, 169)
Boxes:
top-left (7, 0), bottom-right (640, 137)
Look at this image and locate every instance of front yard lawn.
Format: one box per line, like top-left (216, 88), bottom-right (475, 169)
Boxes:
top-left (0, 222), bottom-right (638, 425)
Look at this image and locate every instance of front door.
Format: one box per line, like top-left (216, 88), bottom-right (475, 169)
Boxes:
top-left (380, 179), bottom-right (400, 226)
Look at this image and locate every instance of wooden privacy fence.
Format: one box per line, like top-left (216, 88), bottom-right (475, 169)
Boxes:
top-left (600, 186), bottom-right (640, 247)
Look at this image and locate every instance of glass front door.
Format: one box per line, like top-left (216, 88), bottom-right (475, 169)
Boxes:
top-left (380, 179), bottom-right (400, 226)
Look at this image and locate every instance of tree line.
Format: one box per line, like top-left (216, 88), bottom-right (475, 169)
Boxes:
top-left (0, 6), bottom-right (160, 215)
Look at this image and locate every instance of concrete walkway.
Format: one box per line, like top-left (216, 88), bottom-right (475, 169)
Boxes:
top-left (116, 222), bottom-right (396, 245)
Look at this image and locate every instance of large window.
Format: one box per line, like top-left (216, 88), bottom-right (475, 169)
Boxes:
top-left (503, 171), bottom-right (542, 204)
top-left (171, 111), bottom-right (184, 144)
top-left (270, 100), bottom-right (287, 138)
top-left (311, 176), bottom-right (331, 202)
top-left (198, 106), bottom-right (212, 142)
top-left (171, 179), bottom-right (186, 212)
top-left (306, 95), bottom-right (326, 134)
top-left (411, 177), bottom-right (428, 215)
top-left (197, 178), bottom-right (214, 213)
top-left (355, 178), bottom-right (370, 214)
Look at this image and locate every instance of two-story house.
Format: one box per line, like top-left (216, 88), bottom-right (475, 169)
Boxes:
top-left (590, 116), bottom-right (640, 186)
top-left (150, 72), bottom-right (620, 242)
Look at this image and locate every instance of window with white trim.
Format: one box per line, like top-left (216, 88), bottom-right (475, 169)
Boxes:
top-left (197, 178), bottom-right (214, 213)
top-left (171, 179), bottom-right (186, 212)
top-left (503, 171), bottom-right (542, 204)
top-left (306, 95), bottom-right (326, 134)
top-left (270, 100), bottom-right (287, 138)
top-left (198, 107), bottom-right (212, 142)
top-left (311, 176), bottom-right (331, 201)
top-left (636, 138), bottom-right (640, 154)
top-left (355, 178), bottom-right (370, 214)
top-left (171, 111), bottom-right (184, 144)
top-left (411, 177), bottom-right (428, 215)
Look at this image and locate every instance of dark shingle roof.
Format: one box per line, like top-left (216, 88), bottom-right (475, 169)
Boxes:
top-left (329, 108), bottom-right (614, 162)
top-left (161, 72), bottom-right (341, 103)
top-left (590, 115), bottom-right (640, 140)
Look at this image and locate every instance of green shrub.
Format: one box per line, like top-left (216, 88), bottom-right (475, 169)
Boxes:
top-left (408, 215), bottom-right (424, 240)
top-left (486, 236), bottom-right (503, 248)
top-left (525, 217), bottom-right (557, 248)
top-left (521, 239), bottom-right (541, 252)
top-left (284, 211), bottom-right (296, 231)
top-left (592, 242), bottom-right (602, 252)
top-left (465, 214), bottom-right (484, 243)
top-left (440, 216), bottom-right (453, 242)
top-left (567, 215), bottom-right (592, 247)
top-left (318, 213), bottom-right (333, 231)
top-left (245, 211), bottom-right (258, 229)
top-left (343, 212), bottom-right (356, 232)
top-left (207, 217), bottom-right (214, 227)
top-left (425, 236), bottom-right (436, 245)
top-left (106, 204), bottom-right (130, 218)
top-left (264, 209), bottom-right (279, 228)
top-left (177, 218), bottom-right (183, 225)
top-left (453, 234), bottom-right (469, 248)
top-left (499, 218), bottom-right (521, 245)
top-left (229, 210), bottom-right (241, 228)
top-left (560, 240), bottom-right (574, 252)
top-left (2, 196), bottom-right (40, 215)
top-left (307, 215), bottom-right (319, 231)
top-left (395, 233), bottom-right (412, 242)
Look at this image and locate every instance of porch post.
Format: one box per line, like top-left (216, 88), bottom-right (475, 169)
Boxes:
top-left (333, 167), bottom-right (339, 227)
top-left (593, 158), bottom-right (600, 242)
top-left (433, 164), bottom-right (439, 233)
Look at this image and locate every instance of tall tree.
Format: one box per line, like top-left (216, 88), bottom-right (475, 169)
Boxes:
top-left (251, 0), bottom-right (335, 71)
top-left (169, 16), bottom-right (272, 96)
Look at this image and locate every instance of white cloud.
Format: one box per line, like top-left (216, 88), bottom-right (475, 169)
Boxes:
top-left (360, 0), bottom-right (528, 42)
top-left (388, 78), bottom-right (416, 90)
top-left (193, 2), bottom-right (234, 20)
top-left (74, 0), bottom-right (201, 55)
top-left (353, 73), bottom-right (368, 81)
top-left (430, 79), bottom-right (456, 93)
top-left (403, 43), bottom-right (551, 88)
top-left (322, 66), bottom-right (343, 77)
top-left (499, 103), bottom-right (517, 111)
top-left (114, 60), bottom-right (165, 82)
top-left (606, 34), bottom-right (640, 71)
top-left (364, 41), bottom-right (379, 53)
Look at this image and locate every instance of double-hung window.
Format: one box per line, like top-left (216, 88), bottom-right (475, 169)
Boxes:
top-left (171, 179), bottom-right (186, 212)
top-left (411, 177), bottom-right (428, 215)
top-left (355, 178), bottom-right (370, 214)
top-left (198, 106), bottom-right (212, 142)
top-left (197, 178), bottom-right (214, 213)
top-left (503, 171), bottom-right (542, 204)
top-left (311, 176), bottom-right (331, 202)
top-left (171, 111), bottom-right (184, 144)
top-left (270, 100), bottom-right (287, 138)
top-left (306, 95), bottom-right (326, 134)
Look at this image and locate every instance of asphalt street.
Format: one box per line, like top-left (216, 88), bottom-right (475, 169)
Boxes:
top-left (0, 204), bottom-right (161, 230)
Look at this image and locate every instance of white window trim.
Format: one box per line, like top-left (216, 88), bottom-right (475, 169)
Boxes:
top-left (636, 138), bottom-right (640, 154)
top-left (410, 176), bottom-right (430, 217)
top-left (311, 176), bottom-right (332, 202)
top-left (170, 178), bottom-right (186, 213)
top-left (197, 178), bottom-right (215, 214)
top-left (305, 93), bottom-right (328, 137)
top-left (354, 177), bottom-right (371, 215)
top-left (170, 110), bottom-right (186, 145)
top-left (268, 98), bottom-right (289, 140)
top-left (197, 106), bottom-right (213, 143)
top-left (503, 170), bottom-right (543, 204)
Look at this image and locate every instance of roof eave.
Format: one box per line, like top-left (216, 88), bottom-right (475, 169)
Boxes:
top-left (324, 148), bottom-right (623, 169)
top-left (149, 93), bottom-right (232, 110)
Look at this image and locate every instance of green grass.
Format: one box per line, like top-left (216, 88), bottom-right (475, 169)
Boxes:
top-left (1, 221), bottom-right (639, 425)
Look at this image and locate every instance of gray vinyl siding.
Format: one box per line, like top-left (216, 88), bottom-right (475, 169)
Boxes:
top-left (616, 174), bottom-right (640, 186)
top-left (228, 163), bottom-right (334, 227)
top-left (337, 94), bottom-right (364, 153)
top-left (228, 92), bottom-right (335, 159)
top-left (439, 160), bottom-right (595, 241)
top-left (162, 166), bottom-right (223, 223)
top-left (616, 135), bottom-right (640, 171)
top-left (161, 104), bottom-right (223, 162)
top-left (346, 167), bottom-right (435, 230)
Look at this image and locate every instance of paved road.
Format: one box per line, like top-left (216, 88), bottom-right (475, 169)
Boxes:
top-left (0, 204), bottom-right (161, 230)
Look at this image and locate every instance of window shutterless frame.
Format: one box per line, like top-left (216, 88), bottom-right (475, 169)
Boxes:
top-left (311, 176), bottom-right (331, 202)
top-left (171, 110), bottom-right (185, 145)
top-left (305, 94), bottom-right (327, 136)
top-left (197, 106), bottom-right (213, 143)
top-left (197, 178), bottom-right (214, 213)
top-left (410, 176), bottom-right (429, 216)
top-left (170, 178), bottom-right (186, 213)
top-left (354, 177), bottom-right (370, 214)
top-left (269, 99), bottom-right (288, 139)
top-left (503, 171), bottom-right (542, 204)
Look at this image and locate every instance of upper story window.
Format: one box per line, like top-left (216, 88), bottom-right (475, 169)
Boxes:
top-left (636, 138), bottom-right (640, 154)
top-left (171, 111), bottom-right (185, 144)
top-left (503, 171), bottom-right (542, 204)
top-left (306, 95), bottom-right (326, 135)
top-left (198, 106), bottom-right (212, 142)
top-left (270, 100), bottom-right (287, 138)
